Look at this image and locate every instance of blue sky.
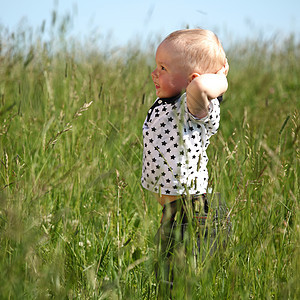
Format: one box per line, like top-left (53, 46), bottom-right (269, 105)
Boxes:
top-left (1, 0), bottom-right (299, 49)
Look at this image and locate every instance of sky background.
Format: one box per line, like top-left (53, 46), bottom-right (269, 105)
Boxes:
top-left (1, 0), bottom-right (299, 49)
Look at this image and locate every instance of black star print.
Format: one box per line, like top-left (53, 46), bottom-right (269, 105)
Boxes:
top-left (142, 96), bottom-right (220, 195)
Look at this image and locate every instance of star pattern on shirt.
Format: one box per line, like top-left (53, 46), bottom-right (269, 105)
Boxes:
top-left (142, 94), bottom-right (220, 195)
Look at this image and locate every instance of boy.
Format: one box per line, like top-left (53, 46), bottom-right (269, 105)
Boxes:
top-left (142, 28), bottom-right (228, 215)
top-left (141, 29), bottom-right (229, 286)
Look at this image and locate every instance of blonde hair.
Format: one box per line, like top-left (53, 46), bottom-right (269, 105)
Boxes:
top-left (163, 28), bottom-right (226, 74)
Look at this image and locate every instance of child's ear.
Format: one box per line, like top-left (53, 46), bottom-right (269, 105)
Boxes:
top-left (189, 73), bottom-right (200, 82)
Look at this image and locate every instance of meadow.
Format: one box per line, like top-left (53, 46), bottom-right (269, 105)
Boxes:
top-left (0, 17), bottom-right (299, 299)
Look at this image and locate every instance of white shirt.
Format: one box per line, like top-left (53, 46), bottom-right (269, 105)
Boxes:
top-left (141, 93), bottom-right (220, 196)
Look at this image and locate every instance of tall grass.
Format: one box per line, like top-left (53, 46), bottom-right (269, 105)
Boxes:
top-left (0, 17), bottom-right (299, 299)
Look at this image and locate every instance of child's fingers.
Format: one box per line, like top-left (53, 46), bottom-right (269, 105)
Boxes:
top-left (217, 59), bottom-right (229, 76)
top-left (224, 59), bottom-right (229, 75)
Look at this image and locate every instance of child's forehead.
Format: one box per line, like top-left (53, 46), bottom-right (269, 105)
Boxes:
top-left (158, 40), bottom-right (177, 52)
top-left (156, 41), bottom-right (183, 61)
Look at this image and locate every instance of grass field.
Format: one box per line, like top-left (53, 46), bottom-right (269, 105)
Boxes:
top-left (0, 19), bottom-right (299, 299)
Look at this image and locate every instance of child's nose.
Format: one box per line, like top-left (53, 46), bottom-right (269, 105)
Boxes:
top-left (152, 68), bottom-right (158, 79)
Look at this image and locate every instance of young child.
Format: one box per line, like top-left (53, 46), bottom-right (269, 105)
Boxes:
top-left (142, 28), bottom-right (228, 217)
top-left (142, 28), bottom-right (229, 289)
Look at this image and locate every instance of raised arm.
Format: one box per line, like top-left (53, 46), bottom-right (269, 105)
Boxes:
top-left (186, 73), bottom-right (228, 119)
top-left (186, 61), bottom-right (229, 119)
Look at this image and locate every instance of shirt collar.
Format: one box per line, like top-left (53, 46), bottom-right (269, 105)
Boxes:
top-left (146, 94), bottom-right (181, 123)
top-left (157, 93), bottom-right (181, 105)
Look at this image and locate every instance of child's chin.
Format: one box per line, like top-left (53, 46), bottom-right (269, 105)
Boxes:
top-left (156, 91), bottom-right (167, 98)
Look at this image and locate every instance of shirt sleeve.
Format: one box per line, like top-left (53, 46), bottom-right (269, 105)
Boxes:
top-left (184, 96), bottom-right (221, 138)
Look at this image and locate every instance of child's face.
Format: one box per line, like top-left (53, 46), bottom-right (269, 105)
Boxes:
top-left (152, 41), bottom-right (190, 98)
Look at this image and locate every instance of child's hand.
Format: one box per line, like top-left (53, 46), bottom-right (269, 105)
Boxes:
top-left (217, 58), bottom-right (229, 76)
